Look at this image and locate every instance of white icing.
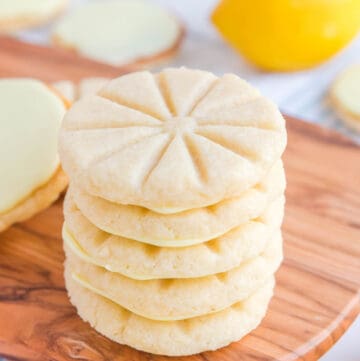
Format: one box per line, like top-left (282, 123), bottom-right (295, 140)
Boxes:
top-left (54, 0), bottom-right (181, 66)
top-left (0, 79), bottom-right (66, 213)
top-left (0, 0), bottom-right (65, 18)
top-left (62, 225), bottom-right (153, 280)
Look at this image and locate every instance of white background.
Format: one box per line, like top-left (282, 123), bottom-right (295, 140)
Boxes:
top-left (16, 0), bottom-right (360, 360)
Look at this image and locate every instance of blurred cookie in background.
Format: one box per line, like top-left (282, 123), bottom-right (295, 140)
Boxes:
top-left (53, 77), bottom-right (111, 103)
top-left (0, 0), bottom-right (68, 33)
top-left (330, 65), bottom-right (360, 133)
top-left (52, 0), bottom-right (184, 69)
top-left (0, 79), bottom-right (68, 232)
top-left (52, 80), bottom-right (76, 103)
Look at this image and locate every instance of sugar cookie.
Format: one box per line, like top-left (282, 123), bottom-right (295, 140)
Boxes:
top-left (0, 0), bottom-right (67, 33)
top-left (63, 194), bottom-right (284, 279)
top-left (68, 161), bottom-right (285, 246)
top-left (329, 64), bottom-right (360, 132)
top-left (52, 80), bottom-right (76, 103)
top-left (65, 231), bottom-right (281, 321)
top-left (52, 1), bottom-right (183, 68)
top-left (53, 77), bottom-right (110, 104)
top-left (0, 168), bottom-right (67, 232)
top-left (66, 272), bottom-right (274, 356)
top-left (59, 68), bottom-right (286, 212)
top-left (0, 79), bottom-right (67, 232)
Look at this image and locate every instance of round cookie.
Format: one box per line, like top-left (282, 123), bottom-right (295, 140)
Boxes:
top-left (52, 0), bottom-right (183, 68)
top-left (0, 0), bottom-right (68, 33)
top-left (67, 160), bottom-right (285, 246)
top-left (52, 80), bottom-right (76, 104)
top-left (66, 272), bottom-right (274, 356)
top-left (59, 68), bottom-right (287, 213)
top-left (0, 168), bottom-right (67, 232)
top-left (0, 79), bottom-right (68, 232)
top-left (77, 77), bottom-right (110, 99)
top-left (65, 231), bottom-right (281, 321)
top-left (53, 77), bottom-right (110, 104)
top-left (63, 195), bottom-right (284, 280)
top-left (329, 64), bottom-right (360, 132)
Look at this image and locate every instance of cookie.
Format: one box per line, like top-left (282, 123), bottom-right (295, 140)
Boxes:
top-left (59, 68), bottom-right (287, 212)
top-left (0, 167), bottom-right (67, 232)
top-left (65, 230), bottom-right (281, 321)
top-left (52, 80), bottom-right (76, 103)
top-left (0, 0), bottom-right (68, 33)
top-left (78, 77), bottom-right (109, 97)
top-left (329, 64), bottom-right (360, 132)
top-left (52, 0), bottom-right (183, 68)
top-left (67, 161), bottom-right (285, 247)
top-left (0, 79), bottom-right (68, 232)
top-left (63, 194), bottom-right (284, 279)
top-left (53, 77), bottom-right (110, 104)
top-left (65, 271), bottom-right (274, 356)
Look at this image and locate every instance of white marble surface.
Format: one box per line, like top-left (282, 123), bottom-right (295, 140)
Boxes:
top-left (12, 1), bottom-right (360, 360)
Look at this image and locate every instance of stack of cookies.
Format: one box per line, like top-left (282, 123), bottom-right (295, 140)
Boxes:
top-left (59, 68), bottom-right (287, 356)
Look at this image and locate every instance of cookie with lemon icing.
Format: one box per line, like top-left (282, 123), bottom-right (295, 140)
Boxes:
top-left (65, 230), bottom-right (282, 320)
top-left (330, 64), bottom-right (360, 132)
top-left (65, 271), bottom-right (274, 356)
top-left (0, 79), bottom-right (68, 232)
top-left (63, 193), bottom-right (284, 279)
top-left (0, 0), bottom-right (67, 33)
top-left (52, 0), bottom-right (183, 68)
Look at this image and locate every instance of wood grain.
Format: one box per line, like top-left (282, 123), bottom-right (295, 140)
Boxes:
top-left (0, 37), bottom-right (359, 361)
top-left (0, 36), bottom-right (127, 81)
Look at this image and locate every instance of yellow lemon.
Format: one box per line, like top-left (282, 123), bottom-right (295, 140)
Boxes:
top-left (212, 0), bottom-right (360, 71)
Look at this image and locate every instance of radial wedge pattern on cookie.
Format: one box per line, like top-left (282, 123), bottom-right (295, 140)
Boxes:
top-left (63, 194), bottom-right (284, 279)
top-left (68, 161), bottom-right (285, 246)
top-left (65, 232), bottom-right (282, 321)
top-left (59, 68), bottom-right (287, 212)
top-left (0, 78), bottom-right (68, 231)
top-left (66, 272), bottom-right (274, 356)
top-left (52, 0), bottom-right (182, 68)
top-left (0, 0), bottom-right (68, 33)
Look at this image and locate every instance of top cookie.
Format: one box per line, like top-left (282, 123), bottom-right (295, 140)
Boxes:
top-left (59, 68), bottom-right (286, 212)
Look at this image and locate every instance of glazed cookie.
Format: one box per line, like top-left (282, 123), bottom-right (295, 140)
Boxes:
top-left (67, 161), bottom-right (285, 246)
top-left (65, 231), bottom-right (282, 321)
top-left (0, 79), bottom-right (67, 232)
top-left (63, 194), bottom-right (284, 279)
top-left (329, 64), bottom-right (360, 132)
top-left (52, 0), bottom-right (183, 68)
top-left (0, 0), bottom-right (68, 33)
top-left (66, 272), bottom-right (274, 356)
top-left (59, 68), bottom-right (287, 212)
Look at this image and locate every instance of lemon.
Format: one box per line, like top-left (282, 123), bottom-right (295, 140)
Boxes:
top-left (212, 0), bottom-right (360, 71)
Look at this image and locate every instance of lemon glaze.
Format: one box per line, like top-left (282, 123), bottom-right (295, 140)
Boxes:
top-left (0, 79), bottom-right (66, 213)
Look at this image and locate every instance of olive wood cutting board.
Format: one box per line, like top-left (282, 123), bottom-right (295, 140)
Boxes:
top-left (0, 37), bottom-right (359, 361)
